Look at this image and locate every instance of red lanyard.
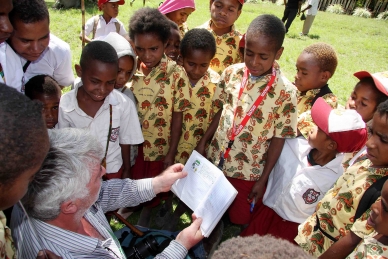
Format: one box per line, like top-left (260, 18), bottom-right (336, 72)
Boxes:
top-left (223, 66), bottom-right (276, 159)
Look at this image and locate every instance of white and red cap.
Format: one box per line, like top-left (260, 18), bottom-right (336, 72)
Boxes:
top-left (311, 97), bottom-right (367, 153)
top-left (354, 71), bottom-right (388, 96)
top-left (98, 0), bottom-right (125, 10)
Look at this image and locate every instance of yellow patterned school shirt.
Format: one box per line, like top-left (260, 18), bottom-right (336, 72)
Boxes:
top-left (176, 69), bottom-right (220, 163)
top-left (130, 55), bottom-right (191, 161)
top-left (206, 62), bottom-right (298, 180)
top-left (178, 23), bottom-right (189, 39)
top-left (295, 156), bottom-right (388, 257)
top-left (297, 87), bottom-right (338, 138)
top-left (346, 231), bottom-right (388, 259)
top-left (0, 211), bottom-right (15, 259)
top-left (197, 20), bottom-right (242, 75)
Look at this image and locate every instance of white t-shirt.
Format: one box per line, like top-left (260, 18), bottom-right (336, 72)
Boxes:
top-left (263, 137), bottom-right (344, 224)
top-left (0, 42), bottom-right (23, 91)
top-left (58, 79), bottom-right (144, 173)
top-left (22, 34), bottom-right (75, 87)
top-left (84, 15), bottom-right (127, 39)
top-left (306, 0), bottom-right (319, 15)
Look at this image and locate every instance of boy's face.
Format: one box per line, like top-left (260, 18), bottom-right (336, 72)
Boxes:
top-left (346, 81), bottom-right (378, 123)
top-left (244, 35), bottom-right (283, 77)
top-left (8, 18), bottom-right (50, 61)
top-left (294, 52), bottom-right (329, 92)
top-left (210, 0), bottom-right (241, 30)
top-left (368, 181), bottom-right (388, 236)
top-left (183, 49), bottom-right (213, 85)
top-left (165, 28), bottom-right (180, 62)
top-left (34, 92), bottom-right (61, 129)
top-left (366, 113), bottom-right (388, 167)
top-left (134, 33), bottom-right (166, 69)
top-left (0, 0), bottom-right (13, 44)
top-left (115, 55), bottom-right (134, 89)
top-left (102, 2), bottom-right (119, 18)
top-left (308, 125), bottom-right (331, 150)
top-left (75, 60), bottom-right (117, 102)
top-left (166, 8), bottom-right (194, 26)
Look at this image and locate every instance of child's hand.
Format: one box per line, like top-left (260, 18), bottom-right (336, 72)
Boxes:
top-left (163, 153), bottom-right (175, 169)
top-left (248, 180), bottom-right (266, 202)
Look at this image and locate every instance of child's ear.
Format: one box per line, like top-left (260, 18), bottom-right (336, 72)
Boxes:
top-left (237, 9), bottom-right (242, 19)
top-left (328, 139), bottom-right (337, 151)
top-left (75, 64), bottom-right (82, 77)
top-left (320, 70), bottom-right (332, 82)
top-left (275, 47), bottom-right (284, 60)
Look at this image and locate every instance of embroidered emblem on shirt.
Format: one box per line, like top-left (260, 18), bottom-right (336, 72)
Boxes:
top-left (303, 188), bottom-right (321, 204)
top-left (110, 127), bottom-right (120, 142)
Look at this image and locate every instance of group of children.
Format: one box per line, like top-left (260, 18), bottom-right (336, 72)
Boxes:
top-left (2, 0), bottom-right (388, 258)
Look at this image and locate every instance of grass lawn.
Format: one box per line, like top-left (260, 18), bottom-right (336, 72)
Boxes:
top-left (46, 0), bottom-right (387, 244)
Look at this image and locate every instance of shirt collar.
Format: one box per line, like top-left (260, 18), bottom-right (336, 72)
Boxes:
top-left (99, 15), bottom-right (118, 24)
top-left (207, 20), bottom-right (240, 37)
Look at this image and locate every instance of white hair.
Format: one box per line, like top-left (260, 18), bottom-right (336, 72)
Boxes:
top-left (22, 128), bottom-right (104, 221)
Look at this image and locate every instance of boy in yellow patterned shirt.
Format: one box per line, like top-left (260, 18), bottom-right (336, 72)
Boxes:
top-left (128, 8), bottom-right (191, 227)
top-left (295, 100), bottom-right (388, 258)
top-left (197, 15), bottom-right (298, 226)
top-left (295, 43), bottom-right (338, 138)
top-left (197, 0), bottom-right (243, 75)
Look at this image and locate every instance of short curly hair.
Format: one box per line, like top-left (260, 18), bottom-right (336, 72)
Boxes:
top-left (246, 14), bottom-right (285, 51)
top-left (129, 8), bottom-right (171, 44)
top-left (302, 43), bottom-right (338, 76)
top-left (9, 0), bottom-right (49, 24)
top-left (180, 28), bottom-right (216, 59)
top-left (25, 75), bottom-right (61, 99)
top-left (0, 84), bottom-right (48, 185)
top-left (376, 99), bottom-right (388, 119)
top-left (79, 41), bottom-right (118, 71)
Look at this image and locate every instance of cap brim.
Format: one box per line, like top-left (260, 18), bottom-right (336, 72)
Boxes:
top-left (354, 70), bottom-right (388, 96)
top-left (311, 97), bottom-right (332, 135)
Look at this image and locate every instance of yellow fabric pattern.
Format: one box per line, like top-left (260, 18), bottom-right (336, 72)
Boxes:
top-left (0, 211), bottom-right (15, 259)
top-left (176, 69), bottom-right (220, 163)
top-left (178, 23), bottom-right (189, 39)
top-left (295, 156), bottom-right (388, 257)
top-left (197, 20), bottom-right (242, 75)
top-left (206, 62), bottom-right (298, 180)
top-left (130, 55), bottom-right (191, 161)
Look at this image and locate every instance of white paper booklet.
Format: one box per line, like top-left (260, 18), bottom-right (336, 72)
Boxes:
top-left (171, 150), bottom-right (238, 237)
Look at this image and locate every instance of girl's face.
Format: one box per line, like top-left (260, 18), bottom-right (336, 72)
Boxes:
top-left (368, 181), bottom-right (388, 236)
top-left (165, 28), bottom-right (180, 61)
top-left (346, 81), bottom-right (378, 123)
top-left (115, 56), bottom-right (134, 89)
top-left (134, 33), bottom-right (166, 69)
top-left (166, 8), bottom-right (194, 26)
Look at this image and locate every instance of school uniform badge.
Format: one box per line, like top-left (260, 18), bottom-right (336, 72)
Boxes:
top-left (110, 127), bottom-right (120, 142)
top-left (302, 188), bottom-right (320, 204)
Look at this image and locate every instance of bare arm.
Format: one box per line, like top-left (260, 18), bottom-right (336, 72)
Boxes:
top-left (302, 4), bottom-right (313, 12)
top-left (248, 137), bottom-right (285, 201)
top-left (195, 110), bottom-right (222, 156)
top-left (164, 111), bottom-right (183, 169)
top-left (120, 144), bottom-right (131, 179)
top-left (318, 231), bottom-right (361, 259)
top-left (79, 34), bottom-right (93, 44)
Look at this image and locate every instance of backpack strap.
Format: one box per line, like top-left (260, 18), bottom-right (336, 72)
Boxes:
top-left (115, 22), bottom-right (120, 34)
top-left (311, 84), bottom-right (333, 106)
top-left (92, 15), bottom-right (99, 40)
top-left (354, 175), bottom-right (388, 220)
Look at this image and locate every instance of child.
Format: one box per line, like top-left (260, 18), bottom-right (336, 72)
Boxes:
top-left (295, 99), bottom-right (388, 257)
top-left (80, 0), bottom-right (127, 43)
top-left (241, 97), bottom-right (367, 243)
top-left (58, 41), bottom-right (144, 181)
top-left (25, 75), bottom-right (62, 129)
top-left (128, 8), bottom-right (191, 227)
top-left (8, 0), bottom-right (74, 88)
top-left (346, 180), bottom-right (388, 258)
top-left (295, 43), bottom-right (338, 138)
top-left (196, 14), bottom-right (298, 226)
top-left (197, 0), bottom-right (243, 75)
top-left (158, 0), bottom-right (195, 38)
top-left (159, 28), bottom-right (220, 231)
top-left (165, 20), bottom-right (181, 62)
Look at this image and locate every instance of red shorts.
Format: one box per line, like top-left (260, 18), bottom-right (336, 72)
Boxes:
top-left (240, 203), bottom-right (299, 244)
top-left (227, 177), bottom-right (264, 225)
top-left (131, 145), bottom-right (166, 207)
top-left (104, 166), bottom-right (124, 180)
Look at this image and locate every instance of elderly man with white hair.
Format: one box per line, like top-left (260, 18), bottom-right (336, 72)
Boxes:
top-left (11, 128), bottom-right (206, 259)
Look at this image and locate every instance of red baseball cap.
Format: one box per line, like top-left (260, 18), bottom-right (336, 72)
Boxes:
top-left (354, 70), bottom-right (388, 96)
top-left (311, 97), bottom-right (367, 153)
top-left (98, 0), bottom-right (125, 10)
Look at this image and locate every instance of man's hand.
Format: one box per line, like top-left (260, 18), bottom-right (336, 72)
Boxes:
top-left (248, 179), bottom-right (266, 202)
top-left (152, 163), bottom-right (188, 194)
top-left (176, 214), bottom-right (204, 250)
top-left (36, 250), bottom-right (62, 259)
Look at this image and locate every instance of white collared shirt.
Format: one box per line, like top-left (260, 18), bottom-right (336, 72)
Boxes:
top-left (58, 79), bottom-right (144, 173)
top-left (22, 34), bottom-right (75, 87)
top-left (84, 15), bottom-right (127, 39)
top-left (306, 0), bottom-right (319, 15)
top-left (263, 137), bottom-right (344, 224)
top-left (0, 42), bottom-right (23, 91)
